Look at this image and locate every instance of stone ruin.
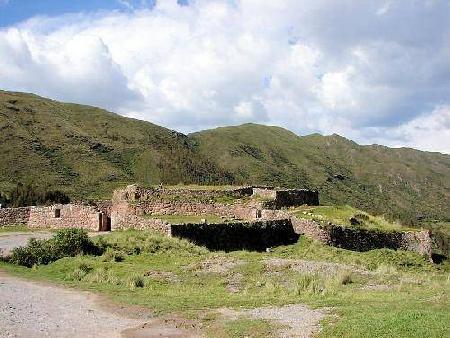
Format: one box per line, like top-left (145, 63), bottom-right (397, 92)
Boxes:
top-left (0, 184), bottom-right (437, 259)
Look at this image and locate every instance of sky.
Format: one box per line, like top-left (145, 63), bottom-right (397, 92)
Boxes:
top-left (0, 0), bottom-right (449, 153)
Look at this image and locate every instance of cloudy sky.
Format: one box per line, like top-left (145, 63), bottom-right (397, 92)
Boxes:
top-left (1, 0), bottom-right (449, 153)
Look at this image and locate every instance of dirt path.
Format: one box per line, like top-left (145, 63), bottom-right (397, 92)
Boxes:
top-left (0, 232), bottom-right (53, 256)
top-left (0, 271), bottom-right (197, 338)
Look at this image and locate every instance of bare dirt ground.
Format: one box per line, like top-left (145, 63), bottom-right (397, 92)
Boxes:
top-left (0, 271), bottom-right (197, 338)
top-left (219, 304), bottom-right (329, 338)
top-left (0, 233), bottom-right (329, 337)
top-left (0, 232), bottom-right (53, 256)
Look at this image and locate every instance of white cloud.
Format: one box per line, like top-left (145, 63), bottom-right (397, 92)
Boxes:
top-left (0, 0), bottom-right (449, 153)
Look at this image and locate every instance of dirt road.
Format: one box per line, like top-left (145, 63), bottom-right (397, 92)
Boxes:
top-left (0, 271), bottom-right (199, 338)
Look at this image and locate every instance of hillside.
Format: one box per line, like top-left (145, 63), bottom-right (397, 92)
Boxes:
top-left (0, 91), bottom-right (231, 198)
top-left (190, 124), bottom-right (450, 225)
top-left (1, 90), bottom-right (449, 227)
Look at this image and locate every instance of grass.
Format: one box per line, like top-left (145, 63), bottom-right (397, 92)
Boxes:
top-left (292, 205), bottom-right (416, 232)
top-left (144, 214), bottom-right (225, 224)
top-left (0, 225), bottom-right (32, 233)
top-left (1, 230), bottom-right (449, 337)
top-left (213, 318), bottom-right (278, 338)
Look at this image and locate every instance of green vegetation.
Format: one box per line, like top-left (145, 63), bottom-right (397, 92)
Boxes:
top-left (0, 90), bottom-right (231, 200)
top-left (293, 205), bottom-right (413, 232)
top-left (1, 91), bottom-right (449, 231)
top-left (191, 124), bottom-right (450, 227)
top-left (216, 318), bottom-right (277, 338)
top-left (8, 228), bottom-right (100, 267)
top-left (1, 182), bottom-right (70, 207)
top-left (144, 214), bottom-right (224, 224)
top-left (1, 230), bottom-right (448, 337)
top-left (0, 225), bottom-right (31, 233)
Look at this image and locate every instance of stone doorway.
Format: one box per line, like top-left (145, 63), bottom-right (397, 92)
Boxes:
top-left (98, 213), bottom-right (111, 232)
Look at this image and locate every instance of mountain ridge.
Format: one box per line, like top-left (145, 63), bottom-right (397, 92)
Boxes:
top-left (1, 90), bottom-right (449, 228)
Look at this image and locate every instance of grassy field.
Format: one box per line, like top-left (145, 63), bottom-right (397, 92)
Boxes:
top-left (1, 230), bottom-right (449, 337)
top-left (292, 205), bottom-right (416, 232)
top-left (144, 214), bottom-right (224, 224)
top-left (0, 225), bottom-right (33, 233)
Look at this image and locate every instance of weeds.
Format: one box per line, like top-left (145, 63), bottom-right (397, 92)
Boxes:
top-left (127, 274), bottom-right (145, 289)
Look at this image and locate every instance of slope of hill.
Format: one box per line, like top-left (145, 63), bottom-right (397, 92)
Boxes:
top-left (190, 124), bottom-right (450, 224)
top-left (1, 90), bottom-right (449, 226)
top-left (0, 91), bottom-right (231, 198)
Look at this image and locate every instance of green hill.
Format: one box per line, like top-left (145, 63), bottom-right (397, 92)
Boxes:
top-left (1, 90), bottom-right (449, 228)
top-left (190, 123), bottom-right (450, 225)
top-left (0, 90), bottom-right (231, 198)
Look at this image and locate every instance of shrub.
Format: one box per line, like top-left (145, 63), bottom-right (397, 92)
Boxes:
top-left (9, 238), bottom-right (56, 267)
top-left (52, 228), bottom-right (99, 256)
top-left (9, 228), bottom-right (102, 267)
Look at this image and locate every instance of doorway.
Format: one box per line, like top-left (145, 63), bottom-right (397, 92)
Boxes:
top-left (98, 213), bottom-right (111, 231)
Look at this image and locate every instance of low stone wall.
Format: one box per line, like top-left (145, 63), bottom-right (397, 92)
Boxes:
top-left (291, 217), bottom-right (331, 243)
top-left (252, 188), bottom-right (277, 199)
top-left (111, 200), bottom-right (262, 230)
top-left (113, 214), bottom-right (171, 234)
top-left (170, 219), bottom-right (299, 251)
top-left (275, 190), bottom-right (319, 208)
top-left (28, 204), bottom-right (101, 231)
top-left (401, 230), bottom-right (433, 258)
top-left (252, 188), bottom-right (319, 208)
top-left (113, 185), bottom-right (253, 203)
top-left (0, 207), bottom-right (30, 226)
top-left (291, 215), bottom-right (433, 259)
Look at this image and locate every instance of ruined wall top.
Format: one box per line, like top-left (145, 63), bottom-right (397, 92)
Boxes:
top-left (112, 184), bottom-right (319, 208)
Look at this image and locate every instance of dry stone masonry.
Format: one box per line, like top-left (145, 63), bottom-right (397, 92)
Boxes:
top-left (0, 184), bottom-right (438, 259)
top-left (0, 207), bottom-right (30, 227)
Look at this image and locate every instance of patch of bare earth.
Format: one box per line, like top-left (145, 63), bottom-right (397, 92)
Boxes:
top-left (219, 304), bottom-right (329, 338)
top-left (264, 258), bottom-right (370, 276)
top-left (196, 256), bottom-right (244, 274)
top-left (187, 256), bottom-right (245, 293)
top-left (0, 271), bottom-right (198, 338)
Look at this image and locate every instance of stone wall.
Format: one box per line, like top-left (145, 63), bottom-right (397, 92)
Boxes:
top-left (252, 188), bottom-right (277, 200)
top-left (110, 199), bottom-right (263, 231)
top-left (170, 219), bottom-right (299, 251)
top-left (253, 188), bottom-right (319, 208)
top-left (291, 215), bottom-right (433, 259)
top-left (113, 185), bottom-right (253, 203)
top-left (0, 207), bottom-right (30, 226)
top-left (28, 204), bottom-right (101, 231)
top-left (274, 190), bottom-right (319, 208)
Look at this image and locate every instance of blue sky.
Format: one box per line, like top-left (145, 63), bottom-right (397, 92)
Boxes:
top-left (0, 0), bottom-right (163, 27)
top-left (0, 0), bottom-right (449, 153)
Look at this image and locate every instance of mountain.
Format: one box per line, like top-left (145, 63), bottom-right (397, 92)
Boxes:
top-left (1, 90), bottom-right (449, 227)
top-left (190, 124), bottom-right (450, 225)
top-left (0, 90), bottom-right (231, 198)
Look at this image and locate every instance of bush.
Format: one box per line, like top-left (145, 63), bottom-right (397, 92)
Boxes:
top-left (9, 228), bottom-right (102, 267)
top-left (9, 238), bottom-right (56, 267)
